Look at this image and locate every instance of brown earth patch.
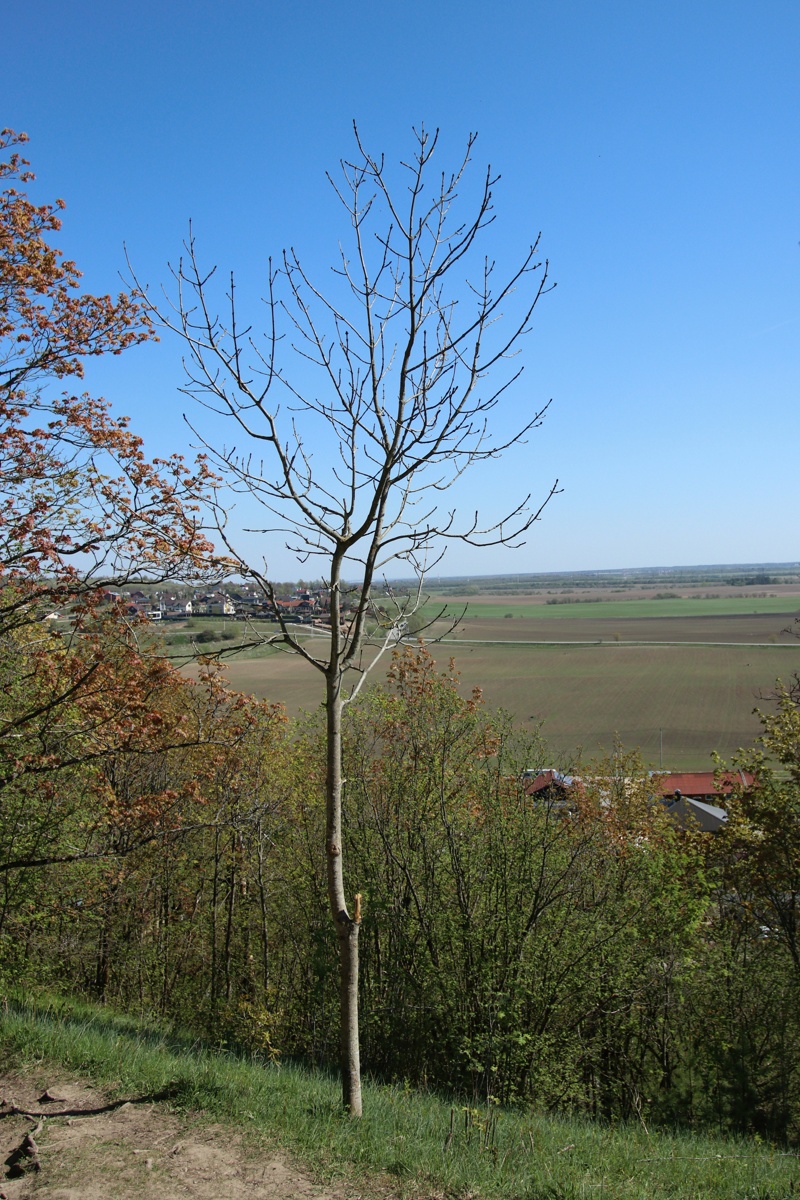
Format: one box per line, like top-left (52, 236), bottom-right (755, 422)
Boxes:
top-left (0, 1073), bottom-right (377, 1200)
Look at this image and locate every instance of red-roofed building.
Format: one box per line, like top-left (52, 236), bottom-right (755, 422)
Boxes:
top-left (654, 770), bottom-right (755, 833)
top-left (654, 771), bottom-right (754, 804)
top-left (521, 768), bottom-right (756, 833)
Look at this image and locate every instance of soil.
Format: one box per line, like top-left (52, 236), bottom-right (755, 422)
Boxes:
top-left (0, 1072), bottom-right (377, 1200)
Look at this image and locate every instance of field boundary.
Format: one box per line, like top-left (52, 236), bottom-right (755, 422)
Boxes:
top-left (430, 638), bottom-right (800, 648)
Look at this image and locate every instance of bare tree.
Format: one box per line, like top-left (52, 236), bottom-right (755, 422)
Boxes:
top-left (138, 125), bottom-right (558, 1116)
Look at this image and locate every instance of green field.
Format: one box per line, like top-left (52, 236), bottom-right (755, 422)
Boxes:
top-left (443, 610), bottom-right (799, 644)
top-left (428, 594), bottom-right (800, 619)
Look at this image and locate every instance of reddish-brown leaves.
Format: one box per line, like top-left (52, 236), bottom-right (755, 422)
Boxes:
top-left (0, 130), bottom-right (223, 633)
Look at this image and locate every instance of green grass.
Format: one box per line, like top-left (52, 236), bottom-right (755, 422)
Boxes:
top-left (162, 621), bottom-right (325, 661)
top-left (1, 993), bottom-right (797, 1199)
top-left (429, 596), bottom-right (800, 620)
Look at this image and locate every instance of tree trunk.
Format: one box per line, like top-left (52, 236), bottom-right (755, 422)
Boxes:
top-left (339, 908), bottom-right (361, 1114)
top-left (325, 676), bottom-right (362, 1117)
top-left (256, 818), bottom-right (270, 997)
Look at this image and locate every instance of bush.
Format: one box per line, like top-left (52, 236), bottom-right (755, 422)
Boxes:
top-left (194, 629), bottom-right (218, 643)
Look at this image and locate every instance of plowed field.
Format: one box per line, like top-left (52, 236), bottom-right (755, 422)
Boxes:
top-left (182, 605), bottom-right (800, 769)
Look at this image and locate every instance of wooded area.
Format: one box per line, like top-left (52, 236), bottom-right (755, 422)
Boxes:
top-left (4, 633), bottom-right (800, 1139)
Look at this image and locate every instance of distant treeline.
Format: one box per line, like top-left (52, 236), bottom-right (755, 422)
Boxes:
top-left (418, 564), bottom-right (800, 596)
top-left (541, 590), bottom-right (784, 605)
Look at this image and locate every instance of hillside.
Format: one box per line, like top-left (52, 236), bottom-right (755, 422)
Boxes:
top-left (2, 996), bottom-right (796, 1200)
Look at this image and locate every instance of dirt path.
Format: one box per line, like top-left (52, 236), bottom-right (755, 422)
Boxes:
top-left (0, 1072), bottom-right (375, 1200)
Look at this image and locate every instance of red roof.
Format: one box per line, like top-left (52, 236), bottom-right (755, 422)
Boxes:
top-left (523, 769), bottom-right (756, 804)
top-left (525, 770), bottom-right (562, 794)
top-left (657, 771), bottom-right (754, 798)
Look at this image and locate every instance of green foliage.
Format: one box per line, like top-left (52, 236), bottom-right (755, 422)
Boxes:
top-left (207, 999), bottom-right (281, 1060)
top-left (336, 653), bottom-right (713, 1123)
top-left (194, 627), bottom-right (237, 643)
top-left (4, 643), bottom-right (800, 1141)
top-left (701, 675), bottom-right (800, 1136)
top-left (1, 993), bottom-right (797, 1200)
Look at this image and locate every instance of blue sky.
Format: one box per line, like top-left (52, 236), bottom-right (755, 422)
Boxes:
top-left (4, 1), bottom-right (799, 578)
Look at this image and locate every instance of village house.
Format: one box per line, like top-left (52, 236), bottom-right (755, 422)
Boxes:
top-left (655, 769), bottom-right (754, 833)
top-left (193, 592), bottom-right (236, 616)
top-left (160, 593), bottom-right (193, 616)
top-left (522, 768), bottom-right (755, 833)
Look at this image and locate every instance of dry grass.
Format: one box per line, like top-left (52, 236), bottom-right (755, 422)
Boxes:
top-left (182, 612), bottom-right (800, 769)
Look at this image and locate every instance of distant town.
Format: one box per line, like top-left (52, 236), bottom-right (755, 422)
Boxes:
top-left (97, 583), bottom-right (339, 625)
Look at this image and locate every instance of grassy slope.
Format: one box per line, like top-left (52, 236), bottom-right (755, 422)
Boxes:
top-left (1, 994), bottom-right (795, 1200)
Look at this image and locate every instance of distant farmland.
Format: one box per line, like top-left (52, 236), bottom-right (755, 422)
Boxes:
top-left (438, 611), bottom-right (799, 644)
top-left (187, 612), bottom-right (800, 769)
top-left (179, 583), bottom-right (800, 771)
top-left (425, 641), bottom-right (799, 769)
top-left (426, 594), bottom-right (800, 620)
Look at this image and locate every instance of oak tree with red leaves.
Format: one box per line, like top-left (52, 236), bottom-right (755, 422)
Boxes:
top-left (0, 130), bottom-right (226, 884)
top-left (0, 128), bottom-right (218, 640)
